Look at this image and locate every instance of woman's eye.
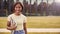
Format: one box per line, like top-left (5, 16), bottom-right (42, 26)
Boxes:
top-left (18, 7), bottom-right (20, 8)
top-left (16, 7), bottom-right (21, 8)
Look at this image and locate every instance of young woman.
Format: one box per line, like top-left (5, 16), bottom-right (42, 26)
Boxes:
top-left (7, 2), bottom-right (27, 34)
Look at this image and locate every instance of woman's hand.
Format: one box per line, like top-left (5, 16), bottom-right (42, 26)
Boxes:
top-left (7, 25), bottom-right (17, 30)
top-left (7, 21), bottom-right (17, 30)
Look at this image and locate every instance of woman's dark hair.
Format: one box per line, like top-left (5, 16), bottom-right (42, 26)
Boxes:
top-left (12, 2), bottom-right (23, 12)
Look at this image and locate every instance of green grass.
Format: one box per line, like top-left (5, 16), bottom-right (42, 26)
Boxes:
top-left (0, 32), bottom-right (60, 34)
top-left (27, 16), bottom-right (60, 28)
top-left (0, 17), bottom-right (7, 28)
top-left (0, 16), bottom-right (60, 28)
top-left (0, 32), bottom-right (10, 34)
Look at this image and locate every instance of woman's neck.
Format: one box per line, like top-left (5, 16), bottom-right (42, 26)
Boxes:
top-left (14, 13), bottom-right (21, 16)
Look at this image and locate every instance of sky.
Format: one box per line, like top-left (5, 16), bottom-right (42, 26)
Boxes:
top-left (14, 0), bottom-right (60, 5)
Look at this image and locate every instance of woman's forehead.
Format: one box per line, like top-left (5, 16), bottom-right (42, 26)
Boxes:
top-left (15, 4), bottom-right (21, 7)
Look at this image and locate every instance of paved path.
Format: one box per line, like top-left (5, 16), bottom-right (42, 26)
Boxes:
top-left (0, 28), bottom-right (60, 32)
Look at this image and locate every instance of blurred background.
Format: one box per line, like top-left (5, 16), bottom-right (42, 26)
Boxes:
top-left (0, 0), bottom-right (60, 34)
top-left (0, 0), bottom-right (60, 16)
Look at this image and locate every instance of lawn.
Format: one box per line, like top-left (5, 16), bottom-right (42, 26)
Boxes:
top-left (0, 16), bottom-right (60, 34)
top-left (0, 32), bottom-right (60, 34)
top-left (0, 16), bottom-right (60, 28)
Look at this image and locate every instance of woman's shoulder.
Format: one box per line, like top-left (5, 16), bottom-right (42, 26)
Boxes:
top-left (21, 14), bottom-right (26, 18)
top-left (8, 14), bottom-right (14, 17)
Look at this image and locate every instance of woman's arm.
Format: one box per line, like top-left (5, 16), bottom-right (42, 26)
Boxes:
top-left (7, 26), bottom-right (17, 30)
top-left (23, 23), bottom-right (27, 34)
top-left (7, 21), bottom-right (17, 30)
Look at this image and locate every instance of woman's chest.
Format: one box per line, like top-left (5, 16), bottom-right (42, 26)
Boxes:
top-left (12, 16), bottom-right (24, 24)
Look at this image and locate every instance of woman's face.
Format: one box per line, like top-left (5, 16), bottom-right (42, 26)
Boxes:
top-left (14, 4), bottom-right (22, 14)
